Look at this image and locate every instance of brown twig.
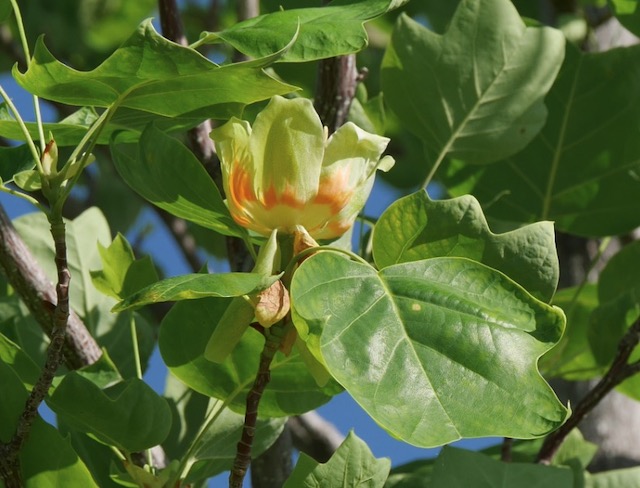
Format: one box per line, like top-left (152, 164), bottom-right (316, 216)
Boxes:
top-left (314, 55), bottom-right (359, 134)
top-left (537, 319), bottom-right (640, 464)
top-left (229, 322), bottom-right (291, 488)
top-left (0, 204), bottom-right (102, 369)
top-left (501, 437), bottom-right (513, 463)
top-left (0, 213), bottom-right (71, 487)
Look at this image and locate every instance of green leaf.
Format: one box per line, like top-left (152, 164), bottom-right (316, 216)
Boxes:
top-left (284, 431), bottom-right (390, 488)
top-left (159, 297), bottom-right (342, 417)
top-left (0, 0), bottom-right (11, 22)
top-left (540, 284), bottom-right (602, 380)
top-left (12, 169), bottom-right (41, 191)
top-left (372, 191), bottom-right (558, 302)
top-left (14, 207), bottom-right (112, 320)
top-left (382, 0), bottom-right (564, 169)
top-left (48, 373), bottom-right (171, 452)
top-left (291, 253), bottom-right (567, 447)
top-left (0, 105), bottom-right (109, 146)
top-left (0, 361), bottom-right (98, 487)
top-left (15, 21), bottom-right (296, 117)
top-left (113, 272), bottom-right (271, 312)
top-left (162, 373), bottom-right (286, 483)
top-left (586, 466), bottom-right (640, 488)
top-left (429, 447), bottom-right (573, 487)
top-left (609, 0), bottom-right (640, 36)
top-left (184, 403), bottom-right (285, 483)
top-left (0, 333), bottom-right (41, 391)
top-left (91, 233), bottom-right (159, 301)
top-left (0, 144), bottom-right (35, 182)
top-left (199, 0), bottom-right (408, 63)
top-left (111, 124), bottom-right (245, 238)
top-left (442, 42), bottom-right (640, 236)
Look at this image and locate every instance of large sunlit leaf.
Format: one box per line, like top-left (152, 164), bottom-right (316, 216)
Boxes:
top-left (199, 0), bottom-right (408, 62)
top-left (291, 252), bottom-right (567, 447)
top-left (382, 0), bottom-right (564, 170)
top-left (113, 272), bottom-right (273, 312)
top-left (159, 297), bottom-right (342, 417)
top-left (429, 447), bottom-right (573, 487)
top-left (48, 373), bottom-right (171, 452)
top-left (15, 20), bottom-right (296, 118)
top-left (111, 124), bottom-right (245, 238)
top-left (443, 42), bottom-right (640, 236)
top-left (0, 361), bottom-right (98, 487)
top-left (372, 191), bottom-right (558, 302)
top-left (283, 431), bottom-right (390, 487)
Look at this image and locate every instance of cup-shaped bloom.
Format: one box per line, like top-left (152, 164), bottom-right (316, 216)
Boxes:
top-left (211, 96), bottom-right (394, 239)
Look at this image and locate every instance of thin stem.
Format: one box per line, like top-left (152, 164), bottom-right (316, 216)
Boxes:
top-left (536, 318), bottom-right (640, 464)
top-left (229, 320), bottom-right (292, 488)
top-left (0, 185), bottom-right (45, 211)
top-left (169, 398), bottom-right (229, 486)
top-left (420, 149), bottom-right (447, 191)
top-left (130, 313), bottom-right (143, 380)
top-left (0, 84), bottom-right (41, 169)
top-left (8, 0), bottom-right (45, 153)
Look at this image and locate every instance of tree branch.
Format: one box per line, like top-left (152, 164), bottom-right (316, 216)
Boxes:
top-left (314, 55), bottom-right (359, 134)
top-left (288, 411), bottom-right (344, 463)
top-left (537, 318), bottom-right (640, 464)
top-left (0, 204), bottom-right (102, 368)
top-left (0, 210), bottom-right (72, 487)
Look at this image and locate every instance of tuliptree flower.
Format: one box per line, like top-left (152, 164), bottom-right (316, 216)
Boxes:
top-left (211, 96), bottom-right (394, 240)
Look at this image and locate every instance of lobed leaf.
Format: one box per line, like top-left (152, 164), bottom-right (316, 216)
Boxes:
top-left (372, 191), bottom-right (558, 302)
top-left (0, 361), bottom-right (98, 487)
top-left (91, 233), bottom-right (159, 301)
top-left (199, 0), bottom-right (408, 63)
top-left (382, 0), bottom-right (564, 168)
top-left (15, 19), bottom-right (296, 117)
top-left (283, 431), bottom-right (390, 487)
top-left (48, 373), bottom-right (172, 452)
top-left (443, 42), bottom-right (640, 236)
top-left (291, 252), bottom-right (568, 447)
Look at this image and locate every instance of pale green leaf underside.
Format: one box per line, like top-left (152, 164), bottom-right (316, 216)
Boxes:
top-left (200, 0), bottom-right (407, 63)
top-left (382, 0), bottom-right (565, 168)
top-left (372, 191), bottom-right (558, 302)
top-left (113, 272), bottom-right (271, 312)
top-left (291, 253), bottom-right (567, 447)
top-left (443, 42), bottom-right (640, 236)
